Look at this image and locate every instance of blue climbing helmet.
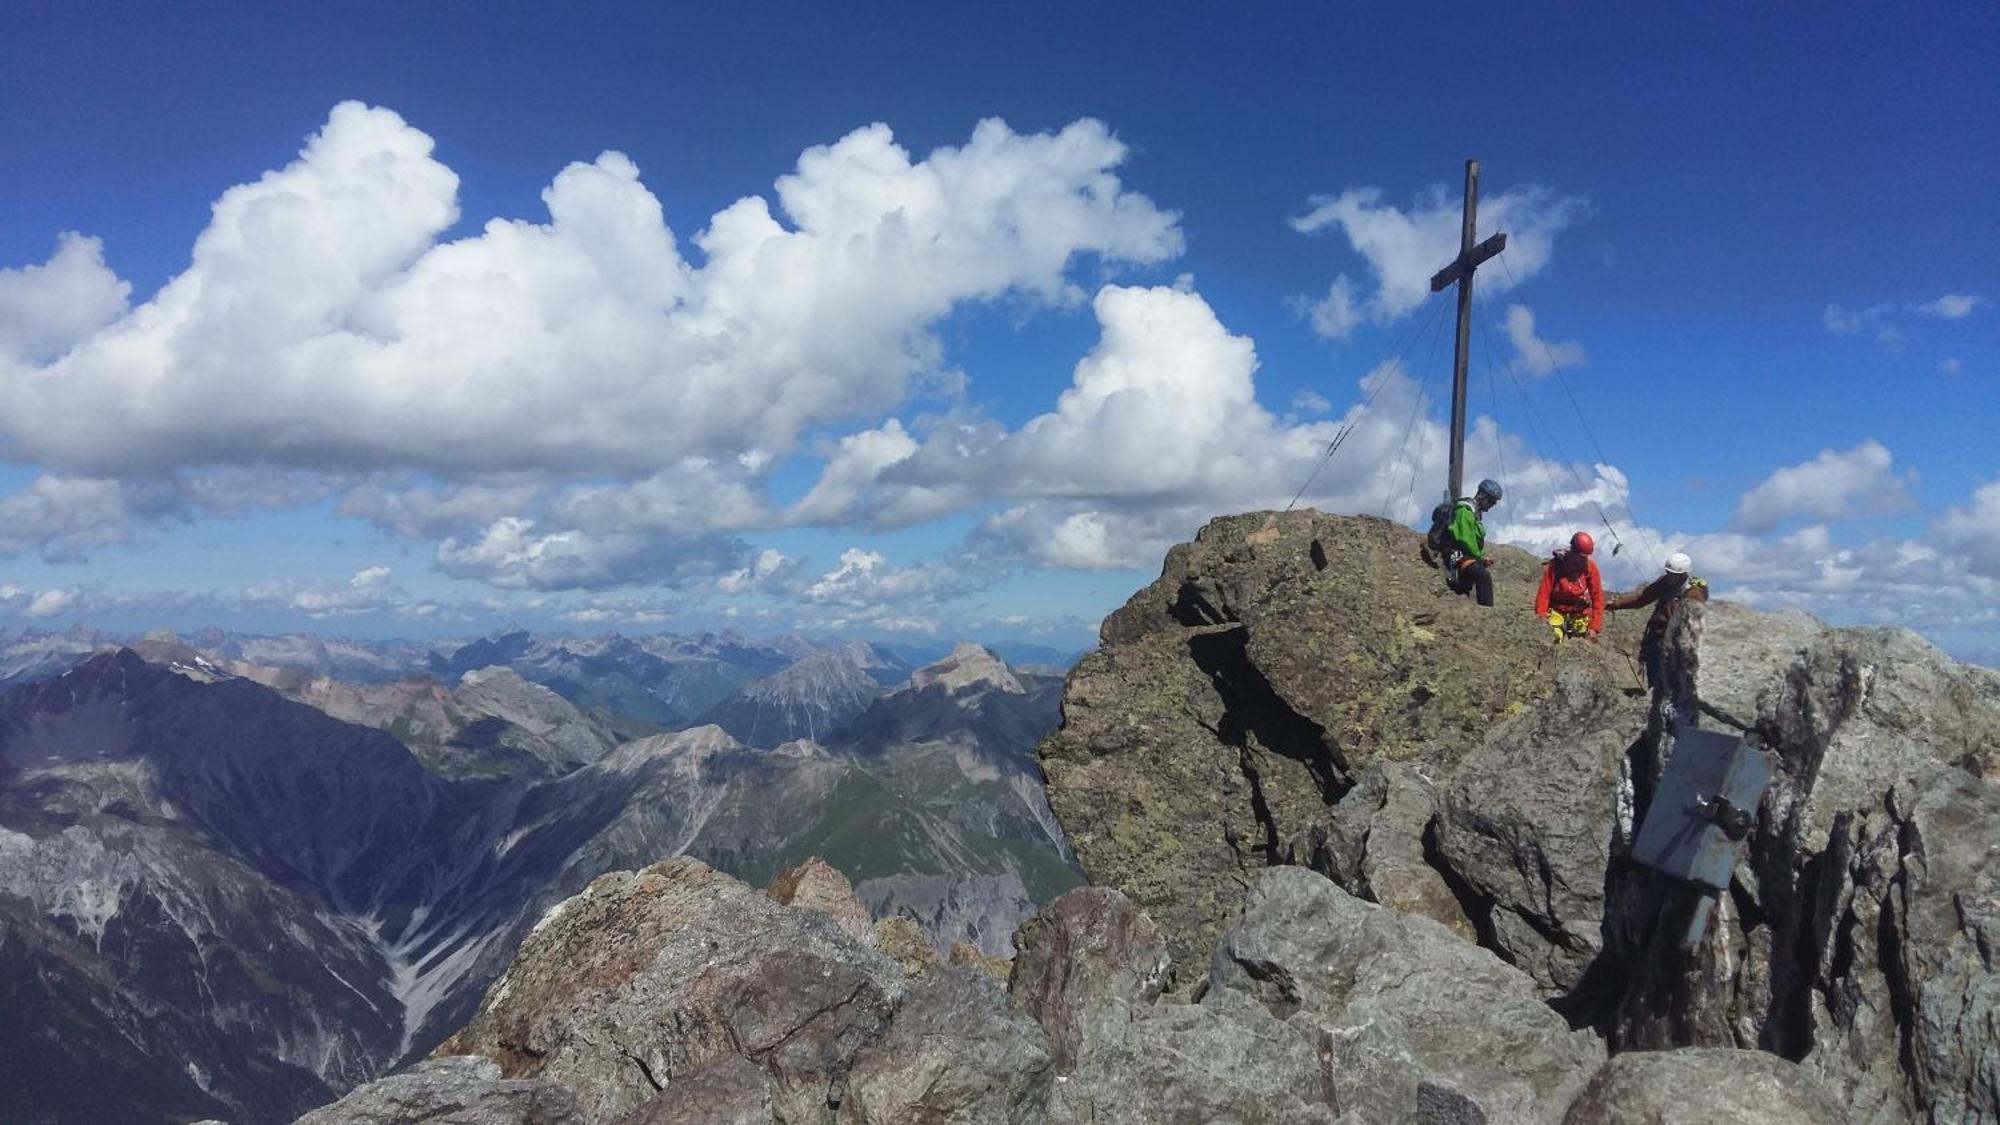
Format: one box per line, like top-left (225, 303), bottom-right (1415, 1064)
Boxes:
top-left (1476, 478), bottom-right (1503, 503)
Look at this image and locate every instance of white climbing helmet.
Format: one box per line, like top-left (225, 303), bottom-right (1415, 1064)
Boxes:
top-left (1664, 552), bottom-right (1692, 575)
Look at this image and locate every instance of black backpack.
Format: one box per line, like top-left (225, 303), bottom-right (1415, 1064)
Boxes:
top-left (1424, 500), bottom-right (1460, 556)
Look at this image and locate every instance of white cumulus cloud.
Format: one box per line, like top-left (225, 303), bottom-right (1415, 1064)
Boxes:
top-left (244, 565), bottom-right (417, 617)
top-left (434, 516), bottom-right (747, 591)
top-left (0, 233), bottom-right (131, 364)
top-left (0, 104), bottom-right (1179, 479)
top-left (1502, 304), bottom-right (1586, 376)
top-left (1733, 440), bottom-right (1917, 534)
top-left (0, 102), bottom-right (1185, 576)
top-left (0, 476), bottom-right (145, 561)
top-left (22, 106), bottom-right (1180, 478)
top-left (1290, 182), bottom-right (1587, 338)
top-left (801, 283), bottom-right (1639, 573)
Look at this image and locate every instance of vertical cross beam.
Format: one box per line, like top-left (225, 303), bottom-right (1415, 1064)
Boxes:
top-left (1428, 160), bottom-right (1508, 503)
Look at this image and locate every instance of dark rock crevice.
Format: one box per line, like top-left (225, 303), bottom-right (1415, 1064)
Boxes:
top-left (1762, 840), bottom-right (1839, 1059)
top-left (1168, 579), bottom-right (1229, 629)
top-left (1420, 817), bottom-right (1499, 953)
top-left (1877, 892), bottom-right (1924, 1101)
top-left (1234, 745), bottom-right (1284, 866)
top-left (1185, 626), bottom-right (1349, 807)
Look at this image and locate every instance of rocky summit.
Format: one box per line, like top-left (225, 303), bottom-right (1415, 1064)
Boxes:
top-left (1039, 509), bottom-right (2000, 1121)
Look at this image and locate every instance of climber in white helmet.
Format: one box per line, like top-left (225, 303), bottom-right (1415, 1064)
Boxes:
top-left (1606, 552), bottom-right (1708, 687)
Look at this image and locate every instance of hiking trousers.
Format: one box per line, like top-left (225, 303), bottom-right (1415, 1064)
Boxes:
top-left (1546, 608), bottom-right (1593, 642)
top-left (1451, 559), bottom-right (1494, 607)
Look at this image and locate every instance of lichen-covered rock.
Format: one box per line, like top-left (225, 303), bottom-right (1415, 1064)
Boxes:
top-left (1210, 866), bottom-right (1602, 1123)
top-left (1562, 1048), bottom-right (1847, 1124)
top-left (1040, 509), bottom-right (1640, 971)
top-left (293, 1055), bottom-right (584, 1125)
top-left (438, 857), bottom-right (904, 1122)
top-left (1007, 887), bottom-right (1170, 1070)
top-left (948, 939), bottom-right (1013, 984)
top-left (845, 968), bottom-right (1053, 1124)
top-left (872, 915), bottom-right (941, 978)
top-left (766, 856), bottom-right (873, 944)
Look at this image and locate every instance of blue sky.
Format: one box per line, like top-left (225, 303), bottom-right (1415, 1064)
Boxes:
top-left (1, 3), bottom-right (1995, 658)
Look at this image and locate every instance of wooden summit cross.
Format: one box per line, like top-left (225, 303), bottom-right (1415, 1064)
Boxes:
top-left (1428, 159), bottom-right (1508, 503)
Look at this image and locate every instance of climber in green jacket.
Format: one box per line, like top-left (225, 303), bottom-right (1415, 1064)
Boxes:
top-left (1443, 478), bottom-right (1503, 607)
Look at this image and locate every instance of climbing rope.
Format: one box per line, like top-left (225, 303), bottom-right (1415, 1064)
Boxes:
top-left (1495, 255), bottom-right (1665, 567)
top-left (1396, 303), bottom-right (1454, 516)
top-left (1286, 293), bottom-right (1451, 512)
top-left (1472, 286), bottom-right (1652, 567)
top-left (1380, 310), bottom-right (1450, 520)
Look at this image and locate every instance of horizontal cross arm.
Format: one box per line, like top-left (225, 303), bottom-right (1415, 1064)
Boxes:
top-left (1428, 231), bottom-right (1510, 292)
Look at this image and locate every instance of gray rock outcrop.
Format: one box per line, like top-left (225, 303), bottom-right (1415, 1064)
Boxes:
top-left (1431, 662), bottom-right (1640, 995)
top-left (1561, 1048), bottom-right (1847, 1124)
top-left (1321, 760), bottom-right (1476, 940)
top-left (765, 856), bottom-right (874, 943)
top-left (1210, 866), bottom-right (1602, 1123)
top-left (419, 858), bottom-right (1624, 1125)
top-left (294, 1056), bottom-right (584, 1124)
top-left (845, 968), bottom-right (1053, 1124)
top-left (1048, 993), bottom-right (1340, 1125)
top-left (438, 857), bottom-right (907, 1122)
top-left (1586, 601), bottom-right (2000, 1123)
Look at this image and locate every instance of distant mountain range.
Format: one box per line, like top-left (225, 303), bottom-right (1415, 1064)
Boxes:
top-left (1, 624), bottom-right (1085, 734)
top-left (0, 635), bottom-right (1076, 1124)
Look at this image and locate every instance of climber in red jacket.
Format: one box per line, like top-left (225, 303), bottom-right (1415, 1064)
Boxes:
top-left (1535, 532), bottom-right (1605, 643)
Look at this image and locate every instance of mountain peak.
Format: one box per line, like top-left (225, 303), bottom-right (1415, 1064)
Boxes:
top-left (597, 723), bottom-right (745, 772)
top-left (909, 643), bottom-right (1023, 695)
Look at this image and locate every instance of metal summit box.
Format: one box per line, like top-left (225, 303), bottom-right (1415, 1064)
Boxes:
top-left (1632, 727), bottom-right (1773, 892)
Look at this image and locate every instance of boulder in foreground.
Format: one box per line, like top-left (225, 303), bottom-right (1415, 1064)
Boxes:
top-left (1562, 1048), bottom-right (1847, 1124)
top-left (437, 857), bottom-right (906, 1121)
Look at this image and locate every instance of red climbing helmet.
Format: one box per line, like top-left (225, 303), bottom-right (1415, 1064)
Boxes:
top-left (1570, 532), bottom-right (1595, 556)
